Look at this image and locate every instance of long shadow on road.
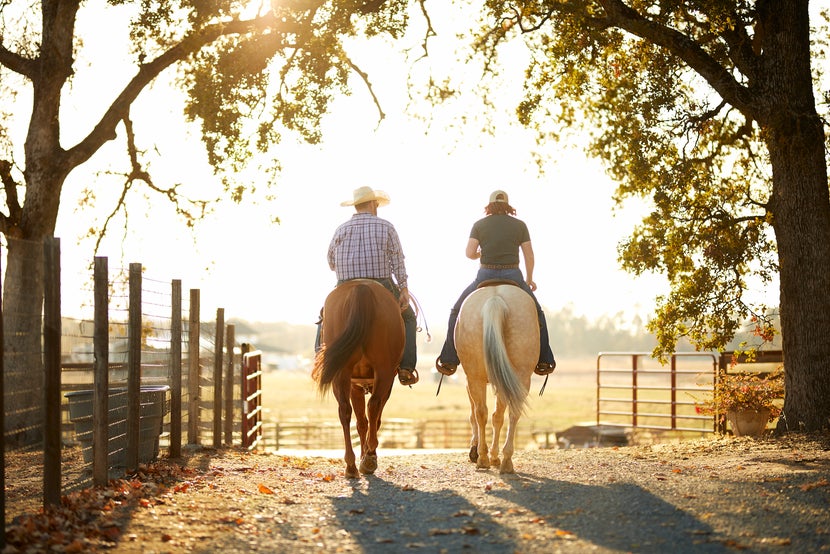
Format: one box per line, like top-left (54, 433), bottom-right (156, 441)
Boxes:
top-left (495, 473), bottom-right (730, 553)
top-left (332, 469), bottom-right (730, 553)
top-left (332, 473), bottom-right (519, 553)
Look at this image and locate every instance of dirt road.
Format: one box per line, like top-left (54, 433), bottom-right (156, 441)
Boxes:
top-left (5, 433), bottom-right (830, 553)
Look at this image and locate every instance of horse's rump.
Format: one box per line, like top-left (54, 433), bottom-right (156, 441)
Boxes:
top-left (313, 279), bottom-right (404, 393)
top-left (457, 285), bottom-right (538, 415)
top-left (314, 282), bottom-right (375, 391)
top-left (480, 295), bottom-right (527, 416)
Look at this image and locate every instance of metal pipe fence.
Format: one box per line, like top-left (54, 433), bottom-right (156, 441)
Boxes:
top-left (596, 351), bottom-right (718, 434)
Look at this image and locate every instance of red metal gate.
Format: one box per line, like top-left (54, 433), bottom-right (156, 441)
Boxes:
top-left (241, 350), bottom-right (263, 449)
top-left (596, 352), bottom-right (718, 433)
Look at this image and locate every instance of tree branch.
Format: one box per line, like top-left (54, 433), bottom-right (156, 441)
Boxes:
top-left (344, 57), bottom-right (385, 125)
top-left (63, 12), bottom-right (283, 172)
top-left (595, 0), bottom-right (757, 117)
top-left (0, 158), bottom-right (22, 236)
top-left (93, 113), bottom-right (210, 251)
top-left (415, 0), bottom-right (435, 59)
top-left (0, 43), bottom-right (36, 79)
top-left (718, 8), bottom-right (761, 80)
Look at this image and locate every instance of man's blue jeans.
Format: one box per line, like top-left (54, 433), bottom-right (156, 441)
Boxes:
top-left (438, 268), bottom-right (555, 366)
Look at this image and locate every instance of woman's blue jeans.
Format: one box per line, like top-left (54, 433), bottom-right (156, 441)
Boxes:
top-left (438, 268), bottom-right (555, 366)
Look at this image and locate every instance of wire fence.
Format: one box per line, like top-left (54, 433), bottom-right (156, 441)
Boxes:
top-left (1, 237), bottom-right (257, 529)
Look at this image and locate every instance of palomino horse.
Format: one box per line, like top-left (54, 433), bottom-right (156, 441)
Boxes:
top-left (312, 279), bottom-right (405, 478)
top-left (455, 283), bottom-right (539, 474)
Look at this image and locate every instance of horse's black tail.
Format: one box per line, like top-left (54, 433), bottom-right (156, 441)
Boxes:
top-left (315, 283), bottom-right (375, 394)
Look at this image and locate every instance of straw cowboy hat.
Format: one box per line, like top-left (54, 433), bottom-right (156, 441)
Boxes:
top-left (341, 186), bottom-right (391, 207)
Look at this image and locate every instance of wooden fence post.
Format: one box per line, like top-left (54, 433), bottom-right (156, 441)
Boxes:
top-left (126, 263), bottom-right (142, 469)
top-left (188, 289), bottom-right (200, 445)
top-left (170, 279), bottom-right (182, 458)
top-left (213, 308), bottom-right (224, 448)
top-left (0, 243), bottom-right (5, 540)
top-left (92, 257), bottom-right (109, 485)
top-left (42, 237), bottom-right (61, 506)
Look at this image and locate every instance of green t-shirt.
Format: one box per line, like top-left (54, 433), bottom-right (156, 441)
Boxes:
top-left (470, 214), bottom-right (531, 265)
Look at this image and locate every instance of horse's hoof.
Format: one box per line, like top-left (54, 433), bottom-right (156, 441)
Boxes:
top-left (499, 460), bottom-right (515, 474)
top-left (345, 465), bottom-right (360, 479)
top-left (359, 454), bottom-right (378, 474)
top-left (469, 445), bottom-right (478, 463)
top-left (491, 456), bottom-right (501, 467)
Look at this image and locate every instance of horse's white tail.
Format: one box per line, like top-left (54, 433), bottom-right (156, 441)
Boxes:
top-left (482, 295), bottom-right (527, 417)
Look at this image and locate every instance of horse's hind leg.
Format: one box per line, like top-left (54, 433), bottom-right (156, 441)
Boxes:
top-left (468, 383), bottom-right (490, 469)
top-left (359, 379), bottom-right (392, 475)
top-left (499, 371), bottom-right (531, 474)
top-left (490, 395), bottom-right (507, 469)
top-left (350, 385), bottom-right (369, 459)
top-left (335, 386), bottom-right (359, 478)
top-left (357, 386), bottom-right (377, 475)
top-left (466, 386), bottom-right (479, 463)
top-left (498, 408), bottom-right (521, 474)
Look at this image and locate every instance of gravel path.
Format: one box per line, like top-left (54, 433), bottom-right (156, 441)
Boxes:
top-left (5, 433), bottom-right (830, 553)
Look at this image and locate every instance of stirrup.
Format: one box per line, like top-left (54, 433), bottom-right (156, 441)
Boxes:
top-left (435, 356), bottom-right (458, 376)
top-left (398, 368), bottom-right (419, 386)
top-left (534, 361), bottom-right (556, 376)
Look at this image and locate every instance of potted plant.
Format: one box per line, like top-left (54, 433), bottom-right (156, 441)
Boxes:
top-left (695, 369), bottom-right (785, 437)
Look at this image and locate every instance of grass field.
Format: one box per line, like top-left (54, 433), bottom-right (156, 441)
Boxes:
top-left (258, 354), bottom-right (722, 449)
top-left (261, 357), bottom-right (600, 434)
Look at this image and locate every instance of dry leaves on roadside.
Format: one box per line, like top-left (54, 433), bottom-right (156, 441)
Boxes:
top-left (5, 461), bottom-right (196, 552)
top-left (799, 478), bottom-right (829, 491)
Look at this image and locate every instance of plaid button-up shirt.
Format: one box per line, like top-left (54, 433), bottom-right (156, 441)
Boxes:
top-left (327, 213), bottom-right (408, 289)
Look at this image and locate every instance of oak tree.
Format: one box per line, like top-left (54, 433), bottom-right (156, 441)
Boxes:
top-left (470, 1), bottom-right (829, 431)
top-left (0, 0), bottom-right (419, 442)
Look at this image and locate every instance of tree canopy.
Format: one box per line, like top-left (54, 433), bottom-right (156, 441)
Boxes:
top-left (463, 1), bottom-right (828, 357)
top-left (455, 1), bottom-right (830, 430)
top-left (1, 1), bottom-right (829, 434)
top-left (0, 0), bottom-right (429, 442)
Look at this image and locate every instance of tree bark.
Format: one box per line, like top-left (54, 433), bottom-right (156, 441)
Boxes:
top-left (3, 238), bottom-right (47, 445)
top-left (759, 1), bottom-right (830, 432)
top-left (769, 114), bottom-right (830, 433)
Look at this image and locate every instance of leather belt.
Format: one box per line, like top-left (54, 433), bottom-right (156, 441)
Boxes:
top-left (480, 263), bottom-right (519, 269)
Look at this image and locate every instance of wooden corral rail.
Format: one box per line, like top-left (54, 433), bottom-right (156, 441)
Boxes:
top-left (260, 417), bottom-right (559, 452)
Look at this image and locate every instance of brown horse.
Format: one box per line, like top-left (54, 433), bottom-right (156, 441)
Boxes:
top-left (312, 279), bottom-right (405, 478)
top-left (455, 283), bottom-right (539, 474)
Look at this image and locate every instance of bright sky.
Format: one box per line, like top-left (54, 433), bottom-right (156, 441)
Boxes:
top-left (42, 4), bottom-right (670, 329)
top-left (55, 99), bottom-right (667, 329)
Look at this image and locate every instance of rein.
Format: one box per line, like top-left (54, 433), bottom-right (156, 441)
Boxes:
top-left (407, 290), bottom-right (431, 342)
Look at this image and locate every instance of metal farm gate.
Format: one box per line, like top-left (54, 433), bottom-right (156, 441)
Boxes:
top-left (596, 352), bottom-right (718, 434)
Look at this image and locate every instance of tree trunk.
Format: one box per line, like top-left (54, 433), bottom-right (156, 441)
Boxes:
top-left (2, 237), bottom-right (47, 445)
top-left (769, 114), bottom-right (830, 433)
top-left (759, 2), bottom-right (830, 433)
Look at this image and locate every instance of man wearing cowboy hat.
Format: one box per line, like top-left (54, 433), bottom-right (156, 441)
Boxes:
top-left (325, 186), bottom-right (419, 386)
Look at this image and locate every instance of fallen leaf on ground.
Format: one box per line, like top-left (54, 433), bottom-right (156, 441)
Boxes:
top-left (799, 479), bottom-right (829, 491)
